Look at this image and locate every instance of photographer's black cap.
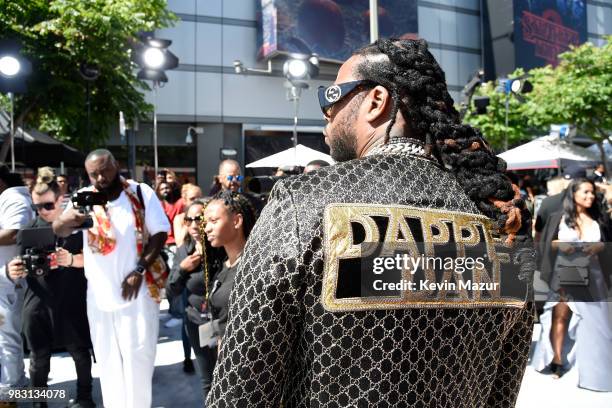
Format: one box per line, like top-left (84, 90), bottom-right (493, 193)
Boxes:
top-left (563, 164), bottom-right (587, 180)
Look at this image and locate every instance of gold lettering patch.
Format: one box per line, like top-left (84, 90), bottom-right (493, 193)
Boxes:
top-left (321, 204), bottom-right (527, 312)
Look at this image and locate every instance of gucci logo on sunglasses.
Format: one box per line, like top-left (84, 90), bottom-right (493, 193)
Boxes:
top-left (325, 86), bottom-right (341, 103)
top-left (318, 80), bottom-right (375, 116)
top-left (184, 215), bottom-right (204, 224)
top-left (32, 202), bottom-right (56, 211)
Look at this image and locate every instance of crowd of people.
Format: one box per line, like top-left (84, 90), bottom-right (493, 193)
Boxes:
top-left (0, 153), bottom-right (330, 407)
top-left (0, 38), bottom-right (610, 407)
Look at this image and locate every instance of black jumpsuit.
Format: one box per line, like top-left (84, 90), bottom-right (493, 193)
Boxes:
top-left (22, 218), bottom-right (92, 403)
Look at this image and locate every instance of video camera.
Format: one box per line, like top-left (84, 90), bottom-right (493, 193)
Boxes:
top-left (71, 191), bottom-right (108, 229)
top-left (16, 227), bottom-right (56, 277)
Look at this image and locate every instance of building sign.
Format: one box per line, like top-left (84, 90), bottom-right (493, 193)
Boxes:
top-left (257, 0), bottom-right (418, 62)
top-left (514, 0), bottom-right (587, 69)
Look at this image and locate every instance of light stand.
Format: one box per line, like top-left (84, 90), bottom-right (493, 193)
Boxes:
top-left (500, 76), bottom-right (532, 150)
top-left (369, 0), bottom-right (379, 42)
top-left (133, 35), bottom-right (179, 180)
top-left (286, 84), bottom-right (306, 151)
top-left (0, 49), bottom-right (31, 170)
top-left (153, 81), bottom-right (159, 178)
top-left (9, 92), bottom-right (14, 171)
top-left (128, 118), bottom-right (138, 180)
top-left (504, 90), bottom-right (510, 151)
top-left (282, 54), bottom-right (319, 157)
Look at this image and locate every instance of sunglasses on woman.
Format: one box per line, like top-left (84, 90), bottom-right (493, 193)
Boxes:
top-left (317, 80), bottom-right (375, 117)
top-left (184, 215), bottom-right (204, 225)
top-left (32, 202), bottom-right (56, 211)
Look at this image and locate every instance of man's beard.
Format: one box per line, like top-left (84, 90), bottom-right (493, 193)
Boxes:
top-left (329, 120), bottom-right (358, 162)
top-left (329, 130), bottom-right (358, 162)
top-left (98, 173), bottom-right (122, 194)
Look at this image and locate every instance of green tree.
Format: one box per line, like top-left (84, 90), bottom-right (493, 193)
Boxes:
top-left (463, 69), bottom-right (537, 151)
top-left (524, 37), bottom-right (612, 169)
top-left (0, 0), bottom-right (176, 159)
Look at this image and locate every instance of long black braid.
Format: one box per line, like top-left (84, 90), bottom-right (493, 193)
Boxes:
top-left (210, 190), bottom-right (258, 240)
top-left (354, 39), bottom-right (528, 241)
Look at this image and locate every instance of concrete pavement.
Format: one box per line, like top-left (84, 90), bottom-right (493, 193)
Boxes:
top-left (17, 303), bottom-right (612, 407)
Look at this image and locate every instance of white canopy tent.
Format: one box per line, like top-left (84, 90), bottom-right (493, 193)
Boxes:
top-left (498, 135), bottom-right (600, 170)
top-left (246, 144), bottom-right (334, 168)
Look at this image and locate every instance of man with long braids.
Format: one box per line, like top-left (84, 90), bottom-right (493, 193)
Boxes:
top-left (208, 39), bottom-right (534, 407)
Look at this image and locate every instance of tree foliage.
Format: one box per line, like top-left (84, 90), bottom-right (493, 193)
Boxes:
top-left (463, 37), bottom-right (611, 152)
top-left (463, 68), bottom-right (536, 151)
top-left (0, 0), bottom-right (176, 151)
top-left (524, 37), bottom-right (612, 142)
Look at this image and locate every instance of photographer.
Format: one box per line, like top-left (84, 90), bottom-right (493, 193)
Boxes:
top-left (53, 150), bottom-right (169, 408)
top-left (7, 168), bottom-right (93, 408)
top-left (0, 164), bottom-right (34, 393)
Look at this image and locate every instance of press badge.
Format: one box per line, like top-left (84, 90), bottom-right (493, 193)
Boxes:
top-left (321, 204), bottom-right (529, 312)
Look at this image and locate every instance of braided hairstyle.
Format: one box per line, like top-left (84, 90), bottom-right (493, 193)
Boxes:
top-left (209, 190), bottom-right (258, 240)
top-left (354, 39), bottom-right (528, 242)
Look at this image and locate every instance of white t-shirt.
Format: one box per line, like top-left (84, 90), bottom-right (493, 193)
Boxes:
top-left (0, 186), bottom-right (34, 291)
top-left (81, 181), bottom-right (170, 311)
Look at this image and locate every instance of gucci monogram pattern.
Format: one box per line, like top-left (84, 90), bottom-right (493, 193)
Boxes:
top-left (208, 151), bottom-right (533, 408)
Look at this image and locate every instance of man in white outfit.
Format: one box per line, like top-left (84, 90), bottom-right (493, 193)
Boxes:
top-left (54, 150), bottom-right (169, 408)
top-left (0, 165), bottom-right (34, 396)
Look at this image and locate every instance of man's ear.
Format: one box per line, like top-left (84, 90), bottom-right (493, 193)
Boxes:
top-left (364, 85), bottom-right (391, 124)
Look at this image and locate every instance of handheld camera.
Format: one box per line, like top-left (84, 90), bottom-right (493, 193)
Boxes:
top-left (16, 227), bottom-right (56, 277)
top-left (71, 191), bottom-right (108, 229)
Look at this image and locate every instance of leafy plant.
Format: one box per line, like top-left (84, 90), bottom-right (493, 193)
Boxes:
top-left (0, 0), bottom-right (176, 157)
top-left (463, 68), bottom-right (537, 151)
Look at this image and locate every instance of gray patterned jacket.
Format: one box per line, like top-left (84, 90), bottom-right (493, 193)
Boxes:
top-left (208, 149), bottom-right (533, 408)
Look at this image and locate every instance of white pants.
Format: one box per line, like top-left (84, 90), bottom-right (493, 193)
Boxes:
top-left (0, 286), bottom-right (26, 389)
top-left (88, 291), bottom-right (159, 408)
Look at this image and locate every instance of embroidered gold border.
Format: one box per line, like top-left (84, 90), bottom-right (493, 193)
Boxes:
top-left (321, 203), bottom-right (527, 312)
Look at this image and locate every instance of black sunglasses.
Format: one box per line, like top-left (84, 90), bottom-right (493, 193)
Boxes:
top-left (317, 80), bottom-right (375, 116)
top-left (184, 215), bottom-right (204, 224)
top-left (32, 202), bottom-right (56, 211)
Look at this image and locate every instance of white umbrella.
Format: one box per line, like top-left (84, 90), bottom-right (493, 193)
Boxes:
top-left (498, 135), bottom-right (600, 170)
top-left (246, 144), bottom-right (334, 168)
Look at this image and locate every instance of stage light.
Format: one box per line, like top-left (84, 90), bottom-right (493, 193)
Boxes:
top-left (143, 47), bottom-right (165, 69)
top-left (510, 78), bottom-right (533, 94)
top-left (473, 96), bottom-right (490, 115)
top-left (283, 53), bottom-right (319, 84)
top-left (133, 36), bottom-right (178, 83)
top-left (0, 56), bottom-right (20, 77)
top-left (133, 36), bottom-right (179, 178)
top-left (286, 59), bottom-right (308, 79)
